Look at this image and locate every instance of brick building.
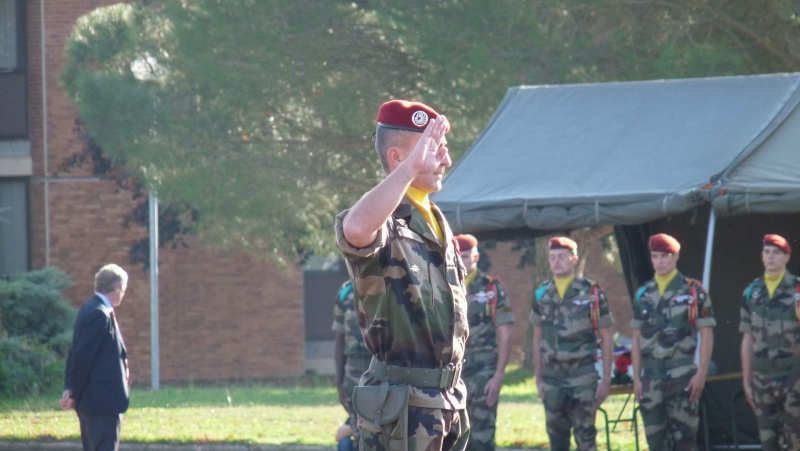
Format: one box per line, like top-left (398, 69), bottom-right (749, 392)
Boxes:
top-left (2, 0), bottom-right (305, 385)
top-left (1, 0), bottom-right (632, 386)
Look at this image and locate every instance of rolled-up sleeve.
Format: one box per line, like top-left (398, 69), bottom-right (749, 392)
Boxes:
top-left (335, 210), bottom-right (389, 263)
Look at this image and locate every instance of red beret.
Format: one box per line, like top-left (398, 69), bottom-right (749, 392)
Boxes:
top-left (649, 233), bottom-right (681, 254)
top-left (455, 234), bottom-right (478, 252)
top-left (376, 100), bottom-right (449, 133)
top-left (763, 234), bottom-right (791, 254)
top-left (549, 237), bottom-right (577, 251)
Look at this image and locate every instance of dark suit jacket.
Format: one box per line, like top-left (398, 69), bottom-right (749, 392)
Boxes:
top-left (64, 295), bottom-right (129, 415)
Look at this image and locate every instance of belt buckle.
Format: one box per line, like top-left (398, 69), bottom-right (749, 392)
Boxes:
top-left (439, 363), bottom-right (462, 389)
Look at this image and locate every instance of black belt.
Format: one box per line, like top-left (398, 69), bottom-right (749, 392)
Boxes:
top-left (368, 357), bottom-right (462, 389)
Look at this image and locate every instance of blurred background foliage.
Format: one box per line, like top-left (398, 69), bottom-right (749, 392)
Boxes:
top-left (59, 0), bottom-right (800, 265)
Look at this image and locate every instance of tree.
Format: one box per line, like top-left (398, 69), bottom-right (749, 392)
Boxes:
top-left (61, 0), bottom-right (800, 265)
top-left (61, 1), bottom-right (425, 264)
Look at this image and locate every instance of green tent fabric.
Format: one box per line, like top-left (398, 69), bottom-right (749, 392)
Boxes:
top-left (434, 73), bottom-right (800, 237)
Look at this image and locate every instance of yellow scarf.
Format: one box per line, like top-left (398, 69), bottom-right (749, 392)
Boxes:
top-left (405, 186), bottom-right (444, 243)
top-left (465, 269), bottom-right (478, 288)
top-left (554, 275), bottom-right (574, 300)
top-left (765, 271), bottom-right (785, 298)
top-left (655, 269), bottom-right (678, 296)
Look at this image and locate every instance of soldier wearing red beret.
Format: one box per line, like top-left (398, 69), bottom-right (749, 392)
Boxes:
top-left (740, 234), bottom-right (800, 450)
top-left (455, 234), bottom-right (514, 451)
top-left (631, 233), bottom-right (716, 451)
top-left (531, 236), bottom-right (615, 450)
top-left (335, 100), bottom-right (469, 451)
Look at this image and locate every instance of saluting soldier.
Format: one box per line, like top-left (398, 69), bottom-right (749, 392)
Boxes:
top-left (740, 234), bottom-right (800, 451)
top-left (335, 100), bottom-right (469, 451)
top-left (455, 234), bottom-right (514, 451)
top-left (333, 280), bottom-right (372, 450)
top-left (631, 233), bottom-right (715, 451)
top-left (531, 237), bottom-right (614, 451)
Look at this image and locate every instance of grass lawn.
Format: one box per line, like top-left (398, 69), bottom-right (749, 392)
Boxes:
top-left (0, 367), bottom-right (645, 450)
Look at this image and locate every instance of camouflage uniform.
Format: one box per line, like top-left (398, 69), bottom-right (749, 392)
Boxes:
top-left (333, 280), bottom-right (373, 449)
top-left (335, 200), bottom-right (470, 451)
top-left (632, 272), bottom-right (715, 451)
top-left (740, 271), bottom-right (800, 450)
top-left (530, 277), bottom-right (613, 451)
top-left (463, 272), bottom-right (514, 451)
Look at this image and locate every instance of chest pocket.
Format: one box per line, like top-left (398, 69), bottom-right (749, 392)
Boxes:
top-left (565, 297), bottom-right (593, 339)
top-left (467, 292), bottom-right (492, 325)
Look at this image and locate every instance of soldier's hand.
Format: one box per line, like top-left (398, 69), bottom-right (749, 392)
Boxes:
top-left (484, 373), bottom-right (504, 407)
top-left (596, 379), bottom-right (611, 405)
top-left (403, 117), bottom-right (450, 177)
top-left (685, 371), bottom-right (707, 403)
top-left (337, 385), bottom-right (350, 410)
top-left (743, 381), bottom-right (756, 411)
top-left (535, 377), bottom-right (544, 400)
top-left (633, 378), bottom-right (642, 402)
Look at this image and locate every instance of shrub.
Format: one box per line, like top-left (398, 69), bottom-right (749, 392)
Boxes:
top-left (0, 267), bottom-right (75, 398)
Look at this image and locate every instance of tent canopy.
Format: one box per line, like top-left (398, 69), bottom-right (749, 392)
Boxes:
top-left (434, 74), bottom-right (800, 237)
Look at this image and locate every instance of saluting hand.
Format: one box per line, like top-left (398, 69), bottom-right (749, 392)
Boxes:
top-left (402, 116), bottom-right (451, 177)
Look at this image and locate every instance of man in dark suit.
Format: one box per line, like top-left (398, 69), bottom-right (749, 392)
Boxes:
top-left (61, 264), bottom-right (130, 451)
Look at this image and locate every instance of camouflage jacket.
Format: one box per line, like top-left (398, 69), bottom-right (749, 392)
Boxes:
top-left (740, 271), bottom-right (800, 376)
top-left (632, 272), bottom-right (715, 379)
top-left (464, 271), bottom-right (515, 359)
top-left (530, 277), bottom-right (613, 386)
top-left (335, 199), bottom-right (469, 410)
top-left (331, 281), bottom-right (372, 362)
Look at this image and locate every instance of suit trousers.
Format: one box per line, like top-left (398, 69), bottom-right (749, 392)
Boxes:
top-left (78, 410), bottom-right (121, 451)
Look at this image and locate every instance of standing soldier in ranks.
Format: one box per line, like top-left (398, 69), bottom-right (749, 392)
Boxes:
top-left (333, 280), bottom-right (373, 450)
top-left (631, 233), bottom-right (715, 451)
top-left (455, 234), bottom-right (514, 451)
top-left (740, 234), bottom-right (800, 451)
top-left (531, 237), bottom-right (614, 451)
top-left (335, 99), bottom-right (469, 451)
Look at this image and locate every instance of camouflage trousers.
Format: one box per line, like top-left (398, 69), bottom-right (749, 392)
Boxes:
top-left (463, 356), bottom-right (499, 451)
top-left (541, 380), bottom-right (598, 451)
top-left (344, 357), bottom-right (371, 450)
top-left (752, 371), bottom-right (800, 451)
top-left (359, 406), bottom-right (469, 451)
top-left (639, 374), bottom-right (698, 451)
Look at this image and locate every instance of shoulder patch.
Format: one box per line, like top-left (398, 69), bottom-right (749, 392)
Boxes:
top-left (634, 285), bottom-right (648, 306)
top-left (338, 282), bottom-right (353, 302)
top-left (535, 281), bottom-right (550, 302)
top-left (744, 278), bottom-right (761, 300)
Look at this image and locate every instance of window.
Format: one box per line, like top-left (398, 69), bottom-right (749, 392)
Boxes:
top-left (0, 0), bottom-right (25, 137)
top-left (0, 0), bottom-right (23, 73)
top-left (0, 179), bottom-right (28, 276)
top-left (0, 0), bottom-right (19, 71)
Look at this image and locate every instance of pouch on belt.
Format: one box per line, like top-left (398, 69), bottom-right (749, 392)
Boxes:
top-left (352, 383), bottom-right (410, 449)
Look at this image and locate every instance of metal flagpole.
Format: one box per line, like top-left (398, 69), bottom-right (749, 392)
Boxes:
top-left (149, 191), bottom-right (160, 390)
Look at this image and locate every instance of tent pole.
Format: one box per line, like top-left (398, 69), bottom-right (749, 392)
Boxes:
top-left (702, 208), bottom-right (716, 288)
top-left (696, 208), bottom-right (716, 367)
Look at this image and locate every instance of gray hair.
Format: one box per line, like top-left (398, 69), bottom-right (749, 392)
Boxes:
top-left (94, 264), bottom-right (128, 294)
top-left (375, 126), bottom-right (417, 173)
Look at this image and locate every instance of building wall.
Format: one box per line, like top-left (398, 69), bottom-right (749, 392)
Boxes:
top-left (26, 0), bottom-right (305, 385)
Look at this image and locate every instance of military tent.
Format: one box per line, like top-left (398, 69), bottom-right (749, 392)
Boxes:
top-left (434, 73), bottom-right (800, 447)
